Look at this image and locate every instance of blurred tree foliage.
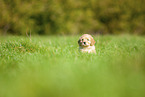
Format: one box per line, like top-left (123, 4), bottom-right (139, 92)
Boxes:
top-left (0, 0), bottom-right (145, 35)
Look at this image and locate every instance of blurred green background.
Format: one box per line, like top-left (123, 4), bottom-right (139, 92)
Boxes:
top-left (0, 0), bottom-right (145, 35)
top-left (0, 1), bottom-right (145, 97)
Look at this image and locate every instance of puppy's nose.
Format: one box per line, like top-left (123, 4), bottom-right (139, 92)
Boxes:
top-left (84, 42), bottom-right (86, 44)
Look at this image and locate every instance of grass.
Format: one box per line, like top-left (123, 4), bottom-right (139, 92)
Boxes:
top-left (0, 35), bottom-right (145, 97)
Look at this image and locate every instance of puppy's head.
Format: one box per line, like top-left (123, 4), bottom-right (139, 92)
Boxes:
top-left (78, 34), bottom-right (95, 47)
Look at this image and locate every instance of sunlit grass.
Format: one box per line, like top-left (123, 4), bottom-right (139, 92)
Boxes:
top-left (0, 35), bottom-right (145, 97)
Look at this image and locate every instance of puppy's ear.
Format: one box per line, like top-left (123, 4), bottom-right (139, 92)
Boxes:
top-left (78, 39), bottom-right (80, 44)
top-left (90, 37), bottom-right (95, 46)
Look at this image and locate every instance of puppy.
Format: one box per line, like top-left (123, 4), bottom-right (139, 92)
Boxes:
top-left (78, 34), bottom-right (96, 53)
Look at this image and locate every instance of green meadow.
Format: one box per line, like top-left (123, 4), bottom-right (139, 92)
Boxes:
top-left (0, 35), bottom-right (145, 97)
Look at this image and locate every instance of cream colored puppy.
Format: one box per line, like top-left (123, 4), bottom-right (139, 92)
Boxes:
top-left (78, 34), bottom-right (96, 53)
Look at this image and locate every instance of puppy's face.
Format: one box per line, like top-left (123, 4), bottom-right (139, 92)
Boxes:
top-left (78, 34), bottom-right (95, 47)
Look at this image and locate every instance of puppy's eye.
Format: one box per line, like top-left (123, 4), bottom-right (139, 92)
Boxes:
top-left (82, 39), bottom-right (84, 41)
top-left (87, 39), bottom-right (89, 41)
